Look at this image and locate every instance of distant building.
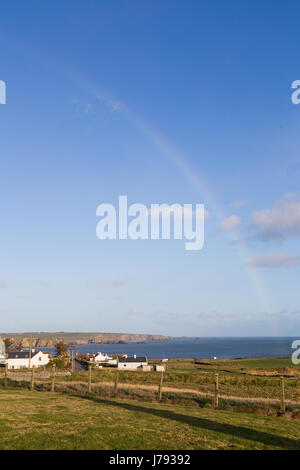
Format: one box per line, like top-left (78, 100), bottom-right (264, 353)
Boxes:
top-left (0, 341), bottom-right (5, 360)
top-left (117, 355), bottom-right (148, 370)
top-left (0, 350), bottom-right (50, 370)
top-left (90, 352), bottom-right (117, 365)
top-left (154, 364), bottom-right (165, 372)
top-left (93, 352), bottom-right (113, 362)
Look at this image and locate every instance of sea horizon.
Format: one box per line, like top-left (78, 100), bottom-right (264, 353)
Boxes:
top-left (32, 336), bottom-right (298, 360)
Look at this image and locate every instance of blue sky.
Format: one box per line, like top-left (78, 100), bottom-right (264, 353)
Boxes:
top-left (0, 0), bottom-right (300, 335)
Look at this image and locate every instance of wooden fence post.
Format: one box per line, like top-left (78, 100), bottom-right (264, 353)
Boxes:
top-left (4, 363), bottom-right (8, 388)
top-left (158, 370), bottom-right (164, 401)
top-left (280, 376), bottom-right (285, 413)
top-left (214, 373), bottom-right (219, 409)
top-left (51, 364), bottom-right (56, 392)
top-left (30, 365), bottom-right (35, 391)
top-left (88, 365), bottom-right (92, 393)
top-left (114, 369), bottom-right (119, 396)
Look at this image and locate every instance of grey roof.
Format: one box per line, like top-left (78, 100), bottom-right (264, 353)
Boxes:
top-left (7, 351), bottom-right (40, 359)
top-left (118, 356), bottom-right (147, 363)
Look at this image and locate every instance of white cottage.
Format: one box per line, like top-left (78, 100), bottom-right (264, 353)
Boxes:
top-left (94, 352), bottom-right (113, 362)
top-left (0, 341), bottom-right (5, 360)
top-left (1, 350), bottom-right (50, 369)
top-left (90, 352), bottom-right (117, 365)
top-left (117, 355), bottom-right (148, 370)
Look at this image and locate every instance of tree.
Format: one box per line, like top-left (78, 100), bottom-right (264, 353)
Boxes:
top-left (54, 341), bottom-right (70, 369)
top-left (55, 340), bottom-right (68, 357)
top-left (47, 357), bottom-right (66, 369)
top-left (4, 338), bottom-right (13, 352)
top-left (76, 353), bottom-right (90, 363)
top-left (15, 340), bottom-right (23, 351)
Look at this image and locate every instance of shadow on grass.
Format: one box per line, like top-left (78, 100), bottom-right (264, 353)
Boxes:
top-left (76, 394), bottom-right (300, 450)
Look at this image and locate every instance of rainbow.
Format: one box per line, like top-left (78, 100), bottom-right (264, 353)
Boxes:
top-left (2, 33), bottom-right (273, 317)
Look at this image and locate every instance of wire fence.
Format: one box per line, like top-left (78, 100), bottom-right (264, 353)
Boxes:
top-left (1, 364), bottom-right (300, 415)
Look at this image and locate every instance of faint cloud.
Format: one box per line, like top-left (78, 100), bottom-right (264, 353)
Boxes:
top-left (198, 309), bottom-right (237, 321)
top-left (71, 99), bottom-right (93, 116)
top-left (128, 308), bottom-right (144, 316)
top-left (285, 160), bottom-right (300, 177)
top-left (247, 253), bottom-right (300, 268)
top-left (250, 194), bottom-right (300, 241)
top-left (221, 215), bottom-right (241, 232)
top-left (0, 281), bottom-right (7, 289)
top-left (270, 308), bottom-right (300, 317)
top-left (96, 93), bottom-right (126, 114)
top-left (99, 278), bottom-right (130, 288)
top-left (229, 200), bottom-right (247, 210)
top-left (25, 281), bottom-right (49, 287)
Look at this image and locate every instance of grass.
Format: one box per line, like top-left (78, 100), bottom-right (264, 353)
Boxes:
top-left (166, 357), bottom-right (300, 375)
top-left (0, 388), bottom-right (300, 450)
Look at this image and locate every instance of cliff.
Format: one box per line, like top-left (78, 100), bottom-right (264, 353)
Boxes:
top-left (0, 332), bottom-right (173, 349)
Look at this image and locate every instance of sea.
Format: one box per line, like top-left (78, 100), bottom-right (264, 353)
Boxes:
top-left (43, 337), bottom-right (298, 360)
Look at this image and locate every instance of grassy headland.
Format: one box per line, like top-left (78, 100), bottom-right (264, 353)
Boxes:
top-left (0, 332), bottom-right (172, 347)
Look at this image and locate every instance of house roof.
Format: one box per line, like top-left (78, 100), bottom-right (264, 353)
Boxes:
top-left (7, 351), bottom-right (40, 359)
top-left (118, 356), bottom-right (147, 363)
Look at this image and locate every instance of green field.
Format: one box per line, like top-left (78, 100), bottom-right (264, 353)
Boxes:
top-left (165, 357), bottom-right (300, 375)
top-left (41, 357), bottom-right (299, 406)
top-left (4, 357), bottom-right (300, 409)
top-left (0, 388), bottom-right (300, 450)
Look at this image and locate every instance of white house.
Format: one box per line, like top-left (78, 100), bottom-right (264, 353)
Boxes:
top-left (0, 350), bottom-right (50, 370)
top-left (117, 355), bottom-right (148, 370)
top-left (0, 341), bottom-right (5, 360)
top-left (90, 352), bottom-right (117, 365)
top-left (93, 352), bottom-right (113, 362)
